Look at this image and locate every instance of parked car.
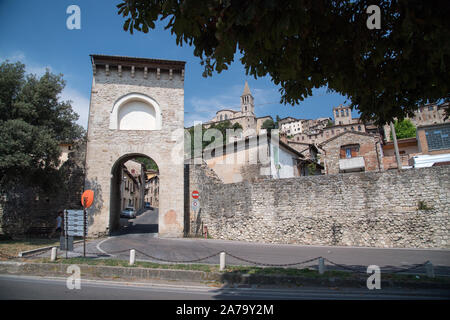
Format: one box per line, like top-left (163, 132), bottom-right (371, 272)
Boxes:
top-left (121, 207), bottom-right (136, 219)
top-left (145, 202), bottom-right (151, 209)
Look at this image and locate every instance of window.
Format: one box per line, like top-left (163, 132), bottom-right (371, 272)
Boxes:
top-left (428, 106), bottom-right (434, 111)
top-left (341, 110), bottom-right (345, 117)
top-left (340, 144), bottom-right (360, 159)
top-left (351, 127), bottom-right (355, 131)
top-left (346, 148), bottom-right (352, 158)
top-left (345, 109), bottom-right (349, 117)
top-left (358, 126), bottom-right (361, 131)
top-left (425, 126), bottom-right (450, 151)
top-left (225, 114), bottom-right (228, 120)
top-left (220, 115), bottom-right (223, 121)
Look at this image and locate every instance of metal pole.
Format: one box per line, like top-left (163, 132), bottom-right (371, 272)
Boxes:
top-left (83, 207), bottom-right (86, 257)
top-left (65, 210), bottom-right (68, 259)
top-left (83, 197), bottom-right (87, 258)
top-left (390, 121), bottom-right (402, 170)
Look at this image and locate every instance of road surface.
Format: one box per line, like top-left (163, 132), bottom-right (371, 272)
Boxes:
top-left (0, 275), bottom-right (448, 300)
top-left (41, 209), bottom-right (450, 275)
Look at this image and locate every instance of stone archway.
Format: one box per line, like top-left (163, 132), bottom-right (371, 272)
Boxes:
top-left (84, 54), bottom-right (185, 238)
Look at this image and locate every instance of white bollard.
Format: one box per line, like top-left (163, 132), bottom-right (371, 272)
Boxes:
top-left (425, 261), bottom-right (435, 278)
top-left (220, 252), bottom-right (226, 271)
top-left (129, 249), bottom-right (136, 266)
top-left (50, 247), bottom-right (57, 261)
top-left (318, 258), bottom-right (326, 274)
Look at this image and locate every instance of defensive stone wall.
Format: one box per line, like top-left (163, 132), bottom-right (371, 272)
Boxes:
top-left (186, 165), bottom-right (450, 248)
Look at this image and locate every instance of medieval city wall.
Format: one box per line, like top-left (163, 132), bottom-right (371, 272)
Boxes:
top-left (187, 165), bottom-right (450, 248)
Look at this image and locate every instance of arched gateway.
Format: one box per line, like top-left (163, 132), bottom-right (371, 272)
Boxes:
top-left (85, 54), bottom-right (185, 237)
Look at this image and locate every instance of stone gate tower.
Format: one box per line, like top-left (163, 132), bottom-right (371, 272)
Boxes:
top-left (85, 54), bottom-right (185, 237)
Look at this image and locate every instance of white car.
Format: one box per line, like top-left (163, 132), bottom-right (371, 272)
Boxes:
top-left (121, 207), bottom-right (136, 219)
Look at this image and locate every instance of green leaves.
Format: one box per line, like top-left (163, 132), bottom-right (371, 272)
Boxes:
top-left (117, 0), bottom-right (450, 124)
top-left (0, 61), bottom-right (85, 187)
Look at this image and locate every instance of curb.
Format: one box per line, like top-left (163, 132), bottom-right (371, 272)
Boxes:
top-left (18, 240), bottom-right (84, 258)
top-left (0, 261), bottom-right (449, 289)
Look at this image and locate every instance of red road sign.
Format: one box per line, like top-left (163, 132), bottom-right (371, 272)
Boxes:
top-left (192, 190), bottom-right (199, 199)
top-left (81, 190), bottom-right (94, 208)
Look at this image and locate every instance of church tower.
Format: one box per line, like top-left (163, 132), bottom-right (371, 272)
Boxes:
top-left (241, 81), bottom-right (254, 116)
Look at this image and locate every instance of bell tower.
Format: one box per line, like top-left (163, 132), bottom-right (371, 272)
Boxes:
top-left (241, 81), bottom-right (254, 116)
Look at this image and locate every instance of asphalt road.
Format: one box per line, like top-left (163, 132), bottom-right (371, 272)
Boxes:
top-left (40, 209), bottom-right (450, 275)
top-left (0, 275), bottom-right (448, 300)
top-left (83, 209), bottom-right (450, 275)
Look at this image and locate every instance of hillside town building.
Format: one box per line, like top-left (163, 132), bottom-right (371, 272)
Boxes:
top-left (205, 81), bottom-right (273, 136)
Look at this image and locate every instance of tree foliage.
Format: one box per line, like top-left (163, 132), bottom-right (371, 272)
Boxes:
top-left (0, 61), bottom-right (85, 189)
top-left (261, 119), bottom-right (275, 131)
top-left (390, 118), bottom-right (416, 140)
top-left (117, 0), bottom-right (450, 124)
top-left (186, 120), bottom-right (243, 157)
top-left (135, 156), bottom-right (159, 172)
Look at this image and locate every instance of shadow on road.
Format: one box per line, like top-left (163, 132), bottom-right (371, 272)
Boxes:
top-left (111, 209), bottom-right (159, 236)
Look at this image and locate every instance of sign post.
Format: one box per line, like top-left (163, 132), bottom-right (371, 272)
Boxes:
top-left (64, 210), bottom-right (68, 259)
top-left (80, 190), bottom-right (94, 257)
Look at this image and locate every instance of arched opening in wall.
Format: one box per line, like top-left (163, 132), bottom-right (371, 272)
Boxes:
top-left (109, 153), bottom-right (159, 235)
top-left (119, 100), bottom-right (156, 130)
top-left (110, 93), bottom-right (162, 130)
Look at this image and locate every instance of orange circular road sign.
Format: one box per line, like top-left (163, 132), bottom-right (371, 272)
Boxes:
top-left (81, 190), bottom-right (94, 208)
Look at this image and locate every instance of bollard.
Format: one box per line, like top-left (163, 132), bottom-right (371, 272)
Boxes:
top-left (425, 261), bottom-right (435, 278)
top-left (318, 258), bottom-right (326, 274)
top-left (50, 247), bottom-right (57, 261)
top-left (220, 252), bottom-right (226, 271)
top-left (129, 249), bottom-right (136, 266)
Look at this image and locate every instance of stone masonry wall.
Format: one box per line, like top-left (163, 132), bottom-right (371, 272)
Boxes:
top-left (187, 165), bottom-right (450, 248)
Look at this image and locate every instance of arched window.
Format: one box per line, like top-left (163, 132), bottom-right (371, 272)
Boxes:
top-left (220, 115), bottom-right (223, 121)
top-left (110, 93), bottom-right (162, 130)
top-left (225, 114), bottom-right (228, 120)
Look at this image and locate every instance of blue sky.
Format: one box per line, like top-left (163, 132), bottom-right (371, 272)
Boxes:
top-left (0, 0), bottom-right (354, 128)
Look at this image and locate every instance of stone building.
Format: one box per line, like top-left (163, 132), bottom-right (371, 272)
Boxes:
top-left (84, 54), bottom-right (185, 237)
top-left (145, 175), bottom-right (159, 208)
top-left (281, 105), bottom-right (378, 146)
top-left (120, 160), bottom-right (145, 212)
top-left (320, 131), bottom-right (383, 174)
top-left (416, 123), bottom-right (450, 155)
top-left (383, 102), bottom-right (450, 141)
top-left (202, 133), bottom-right (308, 183)
top-left (205, 81), bottom-right (273, 136)
top-left (382, 137), bottom-right (420, 170)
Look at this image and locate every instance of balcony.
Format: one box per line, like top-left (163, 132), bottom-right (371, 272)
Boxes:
top-left (339, 156), bottom-right (365, 172)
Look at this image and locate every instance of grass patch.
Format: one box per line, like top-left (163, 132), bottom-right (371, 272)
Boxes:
top-left (42, 257), bottom-right (220, 273)
top-left (34, 257), bottom-right (450, 284)
top-left (0, 237), bottom-right (60, 259)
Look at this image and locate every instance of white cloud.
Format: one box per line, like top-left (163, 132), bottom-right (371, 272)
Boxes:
top-left (0, 51), bottom-right (51, 76)
top-left (59, 87), bottom-right (89, 128)
top-left (185, 84), bottom-right (243, 127)
top-left (1, 51), bottom-right (89, 128)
